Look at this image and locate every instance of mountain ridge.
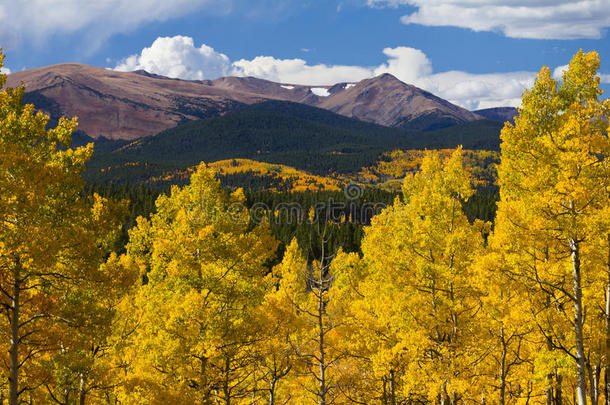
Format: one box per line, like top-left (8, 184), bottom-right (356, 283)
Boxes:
top-left (6, 63), bottom-right (487, 140)
top-left (83, 100), bottom-right (503, 184)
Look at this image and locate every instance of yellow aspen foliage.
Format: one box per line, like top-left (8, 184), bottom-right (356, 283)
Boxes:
top-left (0, 51), bottom-right (127, 405)
top-left (251, 238), bottom-right (310, 404)
top-left (493, 50), bottom-right (610, 405)
top-left (352, 148), bottom-right (488, 403)
top-left (114, 163), bottom-right (278, 404)
top-left (470, 250), bottom-right (539, 405)
top-left (261, 235), bottom-right (349, 404)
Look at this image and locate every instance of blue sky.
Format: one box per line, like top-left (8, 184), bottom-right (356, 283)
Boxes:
top-left (1, 0), bottom-right (609, 110)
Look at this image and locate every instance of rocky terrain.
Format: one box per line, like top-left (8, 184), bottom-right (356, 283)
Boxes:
top-left (7, 64), bottom-right (483, 140)
top-left (473, 107), bottom-right (518, 124)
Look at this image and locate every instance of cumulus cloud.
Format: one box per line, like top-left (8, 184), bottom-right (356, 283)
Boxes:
top-left (417, 71), bottom-right (536, 110)
top-left (553, 64), bottom-right (569, 80)
top-left (553, 64), bottom-right (610, 84)
top-left (115, 36), bottom-right (610, 109)
top-left (114, 36), bottom-right (231, 80)
top-left (364, 46), bottom-right (535, 109)
top-left (373, 47), bottom-right (432, 84)
top-left (0, 67), bottom-right (10, 74)
top-left (231, 56), bottom-right (372, 85)
top-left (0, 0), bottom-right (229, 50)
top-left (368, 1), bottom-right (610, 40)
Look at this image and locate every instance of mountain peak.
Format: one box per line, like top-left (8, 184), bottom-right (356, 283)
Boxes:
top-left (6, 62), bottom-right (484, 139)
top-left (372, 72), bottom-right (401, 82)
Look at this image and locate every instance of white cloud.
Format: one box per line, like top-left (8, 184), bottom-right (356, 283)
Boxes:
top-left (554, 64), bottom-right (610, 84)
top-left (369, 1), bottom-right (610, 40)
top-left (114, 36), bottom-right (230, 80)
top-left (0, 67), bottom-right (10, 74)
top-left (230, 56), bottom-right (373, 85)
top-left (363, 46), bottom-right (536, 109)
top-left (0, 0), bottom-right (229, 50)
top-left (115, 36), bottom-right (610, 109)
top-left (373, 47), bottom-right (432, 84)
top-left (553, 64), bottom-right (569, 80)
top-left (366, 0), bottom-right (410, 8)
top-left (417, 71), bottom-right (536, 110)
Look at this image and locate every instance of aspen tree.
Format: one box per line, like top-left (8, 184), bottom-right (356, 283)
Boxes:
top-left (356, 149), bottom-right (487, 403)
top-left (0, 52), bottom-right (126, 405)
top-left (494, 50), bottom-right (610, 405)
top-left (116, 165), bottom-right (277, 404)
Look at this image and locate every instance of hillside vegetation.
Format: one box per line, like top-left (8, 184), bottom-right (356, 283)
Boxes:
top-left (83, 100), bottom-right (503, 184)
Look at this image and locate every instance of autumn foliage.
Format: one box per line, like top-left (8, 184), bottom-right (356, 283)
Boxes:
top-left (2, 50), bottom-right (610, 405)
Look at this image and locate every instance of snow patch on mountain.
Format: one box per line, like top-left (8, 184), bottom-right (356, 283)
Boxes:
top-left (311, 87), bottom-right (330, 97)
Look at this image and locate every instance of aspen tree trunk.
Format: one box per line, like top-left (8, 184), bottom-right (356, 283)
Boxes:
top-left (588, 365), bottom-right (600, 405)
top-left (500, 327), bottom-right (507, 405)
top-left (555, 372), bottom-right (562, 405)
top-left (317, 273), bottom-right (327, 405)
top-left (9, 259), bottom-right (21, 405)
top-left (388, 370), bottom-right (396, 405)
top-left (79, 373), bottom-right (87, 405)
top-left (440, 384), bottom-right (449, 405)
top-left (268, 379), bottom-right (275, 405)
top-left (570, 237), bottom-right (588, 405)
top-left (546, 335), bottom-right (554, 405)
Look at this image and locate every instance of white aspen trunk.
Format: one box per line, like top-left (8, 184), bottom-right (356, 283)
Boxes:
top-left (268, 379), bottom-right (275, 405)
top-left (570, 237), bottom-right (588, 405)
top-left (79, 373), bottom-right (87, 405)
top-left (546, 374), bottom-right (554, 405)
top-left (388, 370), bottom-right (396, 405)
top-left (591, 365), bottom-right (600, 405)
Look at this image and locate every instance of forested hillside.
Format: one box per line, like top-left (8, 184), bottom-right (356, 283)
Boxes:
top-left (3, 50), bottom-right (610, 405)
top-left (83, 100), bottom-right (503, 184)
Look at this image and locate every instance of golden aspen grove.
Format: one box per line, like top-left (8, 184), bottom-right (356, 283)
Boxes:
top-left (3, 48), bottom-right (610, 405)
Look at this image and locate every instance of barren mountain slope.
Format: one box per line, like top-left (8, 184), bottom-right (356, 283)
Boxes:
top-left (318, 74), bottom-right (481, 131)
top-left (7, 64), bottom-right (483, 139)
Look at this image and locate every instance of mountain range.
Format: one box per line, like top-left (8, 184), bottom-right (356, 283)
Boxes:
top-left (5, 64), bottom-right (515, 141)
top-left (82, 100), bottom-right (503, 184)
